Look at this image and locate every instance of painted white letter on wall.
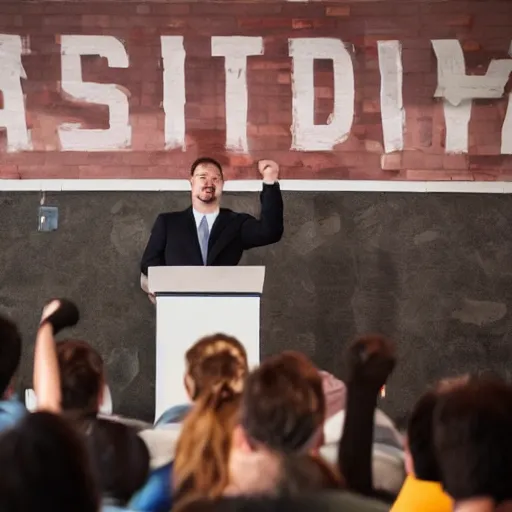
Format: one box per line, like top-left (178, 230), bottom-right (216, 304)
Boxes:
top-left (0, 35), bottom-right (31, 151)
top-left (432, 39), bottom-right (512, 153)
top-left (500, 42), bottom-right (512, 154)
top-left (162, 36), bottom-right (186, 151)
top-left (378, 41), bottom-right (404, 153)
top-left (212, 36), bottom-right (263, 153)
top-left (59, 35), bottom-right (131, 151)
top-left (289, 38), bottom-right (354, 151)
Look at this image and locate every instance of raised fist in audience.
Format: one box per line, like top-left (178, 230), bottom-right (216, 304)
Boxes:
top-left (40, 298), bottom-right (80, 335)
top-left (345, 334), bottom-right (396, 393)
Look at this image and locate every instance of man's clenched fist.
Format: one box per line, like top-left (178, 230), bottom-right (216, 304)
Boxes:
top-left (258, 159), bottom-right (279, 184)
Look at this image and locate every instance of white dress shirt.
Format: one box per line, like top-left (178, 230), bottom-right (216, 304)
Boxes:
top-left (192, 208), bottom-right (219, 232)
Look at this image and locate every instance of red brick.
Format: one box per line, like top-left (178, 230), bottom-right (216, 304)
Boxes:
top-left (267, 110), bottom-right (291, 124)
top-left (472, 171), bottom-right (501, 181)
top-left (228, 154), bottom-right (255, 167)
top-left (277, 72), bottom-right (290, 85)
top-left (381, 153), bottom-right (402, 171)
top-left (0, 165), bottom-right (19, 177)
top-left (363, 100), bottom-right (380, 114)
top-left (238, 18), bottom-right (290, 30)
top-left (149, 4), bottom-right (190, 16)
top-left (257, 125), bottom-right (289, 136)
top-left (316, 87), bottom-right (333, 99)
top-left (405, 170), bottom-right (448, 180)
top-left (365, 140), bottom-right (383, 153)
top-left (249, 60), bottom-right (291, 71)
top-left (292, 19), bottom-right (314, 30)
top-left (462, 40), bottom-right (481, 52)
top-left (136, 4), bottom-right (151, 15)
top-left (326, 6), bottom-right (351, 17)
top-left (423, 154), bottom-right (444, 170)
top-left (403, 150), bottom-right (428, 170)
top-left (443, 154), bottom-right (469, 170)
top-left (446, 14), bottom-right (473, 27)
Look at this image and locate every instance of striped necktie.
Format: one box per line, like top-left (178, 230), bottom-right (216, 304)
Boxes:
top-left (198, 215), bottom-right (209, 265)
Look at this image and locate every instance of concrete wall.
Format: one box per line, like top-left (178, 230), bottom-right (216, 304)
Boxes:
top-left (2, 190), bottom-right (512, 422)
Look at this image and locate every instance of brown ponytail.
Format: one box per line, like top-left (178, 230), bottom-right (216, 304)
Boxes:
top-left (173, 379), bottom-right (241, 505)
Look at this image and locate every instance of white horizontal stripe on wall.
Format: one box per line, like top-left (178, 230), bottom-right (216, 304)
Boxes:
top-left (0, 179), bottom-right (511, 193)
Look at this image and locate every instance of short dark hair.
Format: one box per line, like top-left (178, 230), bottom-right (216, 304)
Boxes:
top-left (0, 411), bottom-right (99, 512)
top-left (277, 453), bottom-right (345, 495)
top-left (0, 315), bottom-right (22, 397)
top-left (190, 157), bottom-right (223, 177)
top-left (407, 390), bottom-right (440, 481)
top-left (434, 376), bottom-right (512, 502)
top-left (56, 340), bottom-right (104, 416)
top-left (83, 418), bottom-right (150, 505)
top-left (408, 375), bottom-right (472, 482)
top-left (240, 352), bottom-right (325, 453)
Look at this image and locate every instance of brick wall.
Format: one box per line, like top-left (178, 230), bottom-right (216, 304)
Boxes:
top-left (0, 0), bottom-right (511, 181)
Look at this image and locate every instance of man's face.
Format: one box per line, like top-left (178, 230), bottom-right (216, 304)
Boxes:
top-left (190, 163), bottom-right (224, 204)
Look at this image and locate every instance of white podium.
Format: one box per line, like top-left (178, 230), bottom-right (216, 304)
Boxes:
top-left (148, 266), bottom-right (265, 422)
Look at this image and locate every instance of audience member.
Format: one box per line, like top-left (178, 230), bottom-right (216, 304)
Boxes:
top-left (8, 296), bottom-right (512, 512)
top-left (175, 492), bottom-right (390, 512)
top-left (57, 339), bottom-right (105, 418)
top-left (84, 417), bottom-right (150, 511)
top-left (235, 351), bottom-right (325, 454)
top-left (434, 376), bottom-right (512, 511)
top-left (0, 411), bottom-right (99, 512)
top-left (338, 334), bottom-right (396, 499)
top-left (391, 378), bottom-right (464, 512)
top-left (169, 333), bottom-right (248, 509)
top-left (0, 314), bottom-right (25, 430)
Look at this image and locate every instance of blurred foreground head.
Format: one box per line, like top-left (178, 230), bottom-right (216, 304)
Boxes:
top-left (0, 411), bottom-right (99, 512)
top-left (56, 339), bottom-right (105, 417)
top-left (235, 350), bottom-right (326, 454)
top-left (434, 375), bottom-right (512, 503)
top-left (0, 314), bottom-right (22, 399)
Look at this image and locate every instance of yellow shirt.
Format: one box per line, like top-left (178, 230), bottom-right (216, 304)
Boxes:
top-left (391, 475), bottom-right (453, 512)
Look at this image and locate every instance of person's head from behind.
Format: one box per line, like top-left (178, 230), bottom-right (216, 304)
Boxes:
top-left (174, 333), bottom-right (247, 504)
top-left (56, 339), bottom-right (104, 417)
top-left (84, 418), bottom-right (150, 506)
top-left (0, 411), bottom-right (98, 512)
top-left (434, 375), bottom-right (512, 505)
top-left (190, 157), bottom-right (224, 207)
top-left (0, 315), bottom-right (21, 400)
top-left (184, 332), bottom-right (248, 402)
top-left (234, 351), bottom-right (326, 456)
top-left (405, 374), bottom-right (470, 482)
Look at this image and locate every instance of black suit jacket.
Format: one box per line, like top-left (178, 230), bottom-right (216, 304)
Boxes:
top-left (140, 182), bottom-right (284, 275)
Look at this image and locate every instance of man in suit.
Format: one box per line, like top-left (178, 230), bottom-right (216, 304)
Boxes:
top-left (140, 157), bottom-right (283, 302)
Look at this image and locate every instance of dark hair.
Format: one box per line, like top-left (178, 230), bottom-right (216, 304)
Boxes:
top-left (407, 390), bottom-right (440, 481)
top-left (0, 411), bottom-right (99, 512)
top-left (434, 376), bottom-right (512, 502)
top-left (0, 315), bottom-right (22, 397)
top-left (83, 418), bottom-right (150, 505)
top-left (190, 157), bottom-right (223, 177)
top-left (277, 453), bottom-right (345, 495)
top-left (56, 339), bottom-right (104, 416)
top-left (407, 375), bottom-right (472, 482)
top-left (240, 351), bottom-right (326, 453)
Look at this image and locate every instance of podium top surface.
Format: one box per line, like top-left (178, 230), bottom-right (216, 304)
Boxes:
top-left (148, 266), bottom-right (265, 294)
